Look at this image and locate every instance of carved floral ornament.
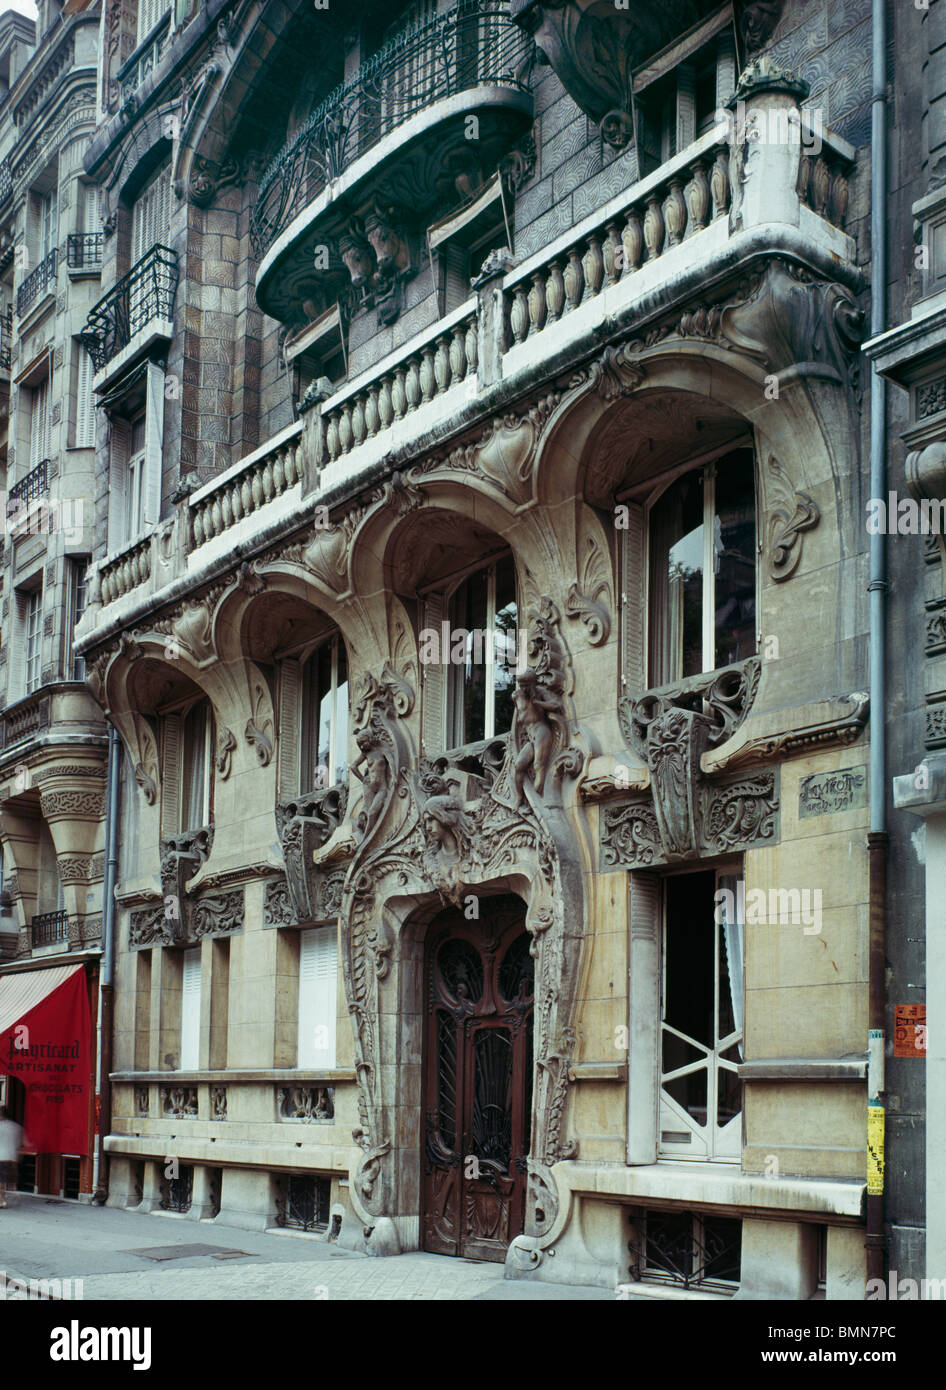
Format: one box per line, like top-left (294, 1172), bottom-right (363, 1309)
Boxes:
top-left (312, 602), bottom-right (590, 1246)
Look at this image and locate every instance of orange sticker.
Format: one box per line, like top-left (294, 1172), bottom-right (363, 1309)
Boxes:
top-left (894, 1004), bottom-right (926, 1058)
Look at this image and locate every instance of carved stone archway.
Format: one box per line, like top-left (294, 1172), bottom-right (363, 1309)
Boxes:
top-left (323, 602), bottom-right (593, 1257)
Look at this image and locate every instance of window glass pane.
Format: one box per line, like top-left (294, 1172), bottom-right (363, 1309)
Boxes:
top-left (316, 642), bottom-right (332, 781)
top-left (334, 641), bottom-right (348, 785)
top-left (649, 472), bottom-right (704, 685)
top-left (663, 873), bottom-right (715, 1048)
top-left (450, 567), bottom-right (489, 745)
top-left (181, 702), bottom-right (208, 828)
top-left (493, 554), bottom-right (517, 737)
top-left (713, 452), bottom-right (756, 670)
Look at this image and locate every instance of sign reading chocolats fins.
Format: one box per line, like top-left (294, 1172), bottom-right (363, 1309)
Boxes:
top-left (0, 965), bottom-right (91, 1154)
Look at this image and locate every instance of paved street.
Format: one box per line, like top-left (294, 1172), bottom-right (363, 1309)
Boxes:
top-left (0, 1193), bottom-right (613, 1300)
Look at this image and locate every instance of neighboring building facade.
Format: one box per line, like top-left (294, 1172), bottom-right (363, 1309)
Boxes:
top-left (0, 0), bottom-right (106, 1202)
top-left (49, 0), bottom-right (919, 1298)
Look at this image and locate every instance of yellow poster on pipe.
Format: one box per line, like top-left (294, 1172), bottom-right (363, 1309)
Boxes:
top-left (867, 1103), bottom-right (885, 1195)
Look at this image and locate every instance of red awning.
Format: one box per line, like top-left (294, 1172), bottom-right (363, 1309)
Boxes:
top-left (0, 964), bottom-right (92, 1155)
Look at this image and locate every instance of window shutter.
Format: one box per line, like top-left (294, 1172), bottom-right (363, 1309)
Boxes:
top-left (9, 593), bottom-right (27, 699)
top-left (80, 183), bottom-right (101, 235)
top-left (421, 592), bottom-right (445, 756)
top-left (620, 502), bottom-right (645, 697)
top-left (107, 415), bottom-right (130, 553)
top-left (160, 712), bottom-right (182, 840)
top-left (143, 361), bottom-right (164, 528)
top-left (278, 658), bottom-right (301, 798)
top-left (75, 348), bottom-right (94, 448)
top-left (627, 871), bottom-right (661, 1165)
top-left (180, 947), bottom-right (202, 1071)
top-left (298, 927), bottom-right (338, 1070)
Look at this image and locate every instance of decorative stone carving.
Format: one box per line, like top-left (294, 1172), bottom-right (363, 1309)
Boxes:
top-left (613, 659), bottom-right (764, 862)
top-left (620, 658), bottom-right (761, 756)
top-left (274, 785), bottom-right (349, 924)
top-left (278, 1086), bottom-right (335, 1122)
top-left (709, 691), bottom-right (869, 771)
top-left (586, 343), bottom-right (646, 400)
top-left (766, 455), bottom-right (820, 581)
top-left (601, 769), bottom-right (779, 870)
top-left (210, 1085), bottom-right (227, 1121)
top-left (510, 599), bottom-right (573, 812)
top-left (161, 827), bottom-right (213, 938)
top-left (129, 904), bottom-right (175, 947)
top-left (215, 728), bottom-right (237, 780)
top-left (190, 889), bottom-right (244, 939)
top-left (334, 605), bottom-right (588, 1238)
top-left (40, 789), bottom-right (105, 820)
top-left (735, 1), bottom-right (784, 53)
top-left (564, 532), bottom-right (612, 647)
top-left (134, 1086), bottom-right (149, 1117)
top-left (244, 680), bottom-right (275, 767)
top-left (161, 1087), bottom-right (198, 1118)
top-left (263, 876), bottom-right (294, 927)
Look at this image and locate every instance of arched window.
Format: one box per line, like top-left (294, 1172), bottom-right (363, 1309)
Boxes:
top-left (648, 448), bottom-right (756, 687)
top-left (446, 552), bottom-right (518, 748)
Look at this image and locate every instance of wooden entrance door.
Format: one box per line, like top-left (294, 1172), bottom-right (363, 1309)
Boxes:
top-left (422, 898), bottom-right (533, 1261)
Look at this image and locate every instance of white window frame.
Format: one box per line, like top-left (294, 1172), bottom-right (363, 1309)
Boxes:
top-left (180, 946), bottom-right (201, 1072)
top-left (38, 185), bottom-right (57, 263)
top-left (24, 589), bottom-right (42, 695)
top-left (644, 449), bottom-right (758, 686)
top-left (74, 346), bottom-right (95, 449)
top-left (446, 555), bottom-right (518, 748)
top-left (28, 375), bottom-right (51, 472)
top-left (300, 634), bottom-right (348, 793)
top-left (178, 698), bottom-right (213, 833)
top-left (658, 867), bottom-right (744, 1163)
top-left (68, 558), bottom-right (89, 680)
top-left (297, 927), bottom-right (338, 1071)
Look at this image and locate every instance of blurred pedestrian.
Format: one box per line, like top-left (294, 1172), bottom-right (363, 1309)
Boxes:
top-left (0, 1105), bottom-right (23, 1207)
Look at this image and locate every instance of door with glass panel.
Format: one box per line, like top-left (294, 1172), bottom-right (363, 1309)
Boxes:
top-left (659, 869), bottom-right (744, 1161)
top-left (423, 897), bottom-right (533, 1261)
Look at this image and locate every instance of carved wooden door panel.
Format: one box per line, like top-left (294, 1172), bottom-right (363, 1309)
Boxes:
top-left (423, 899), bottom-right (533, 1262)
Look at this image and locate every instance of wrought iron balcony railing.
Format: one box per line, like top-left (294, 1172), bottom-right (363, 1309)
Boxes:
top-left (250, 0), bottom-right (530, 258)
top-left (80, 244), bottom-right (180, 372)
top-left (0, 303), bottom-right (12, 370)
top-left (0, 157), bottom-right (11, 206)
top-left (16, 249), bottom-right (57, 316)
top-left (32, 909), bottom-right (70, 948)
top-left (7, 459), bottom-right (50, 518)
top-left (67, 232), bottom-right (103, 271)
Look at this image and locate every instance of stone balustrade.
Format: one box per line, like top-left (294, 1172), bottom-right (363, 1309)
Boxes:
top-left (190, 426), bottom-right (304, 550)
top-left (503, 134), bottom-right (731, 349)
top-left (319, 308), bottom-right (478, 466)
top-left (99, 534), bottom-right (152, 607)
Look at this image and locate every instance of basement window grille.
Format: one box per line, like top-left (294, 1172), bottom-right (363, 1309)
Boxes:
top-left (275, 1174), bottom-right (330, 1233)
top-left (628, 1208), bottom-right (741, 1293)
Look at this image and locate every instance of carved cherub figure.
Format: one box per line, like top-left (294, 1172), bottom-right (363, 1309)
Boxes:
top-left (512, 666), bottom-right (562, 811)
top-left (350, 727), bottom-right (389, 834)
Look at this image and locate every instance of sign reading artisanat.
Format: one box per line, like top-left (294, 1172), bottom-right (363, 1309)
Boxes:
top-left (894, 1003), bottom-right (926, 1058)
top-left (798, 765), bottom-right (867, 819)
top-left (0, 965), bottom-right (91, 1154)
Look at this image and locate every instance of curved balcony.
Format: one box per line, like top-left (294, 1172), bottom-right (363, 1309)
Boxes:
top-left (252, 0), bottom-right (533, 324)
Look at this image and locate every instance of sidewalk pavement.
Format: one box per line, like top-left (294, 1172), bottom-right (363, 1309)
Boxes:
top-left (0, 1192), bottom-right (616, 1300)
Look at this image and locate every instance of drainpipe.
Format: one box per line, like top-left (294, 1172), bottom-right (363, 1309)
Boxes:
top-left (866, 0), bottom-right (888, 1285)
top-left (92, 723), bottom-right (121, 1204)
